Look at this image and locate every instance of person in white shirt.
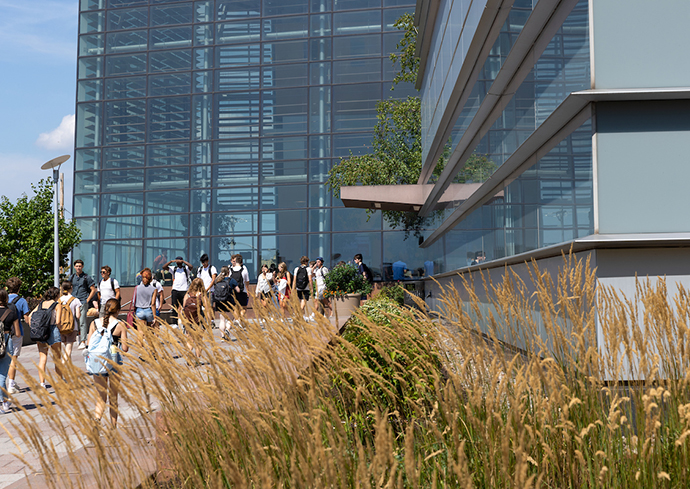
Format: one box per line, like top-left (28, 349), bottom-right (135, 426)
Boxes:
top-left (197, 253), bottom-right (218, 295)
top-left (230, 254), bottom-right (250, 317)
top-left (59, 281), bottom-right (82, 364)
top-left (255, 264), bottom-right (274, 307)
top-left (162, 256), bottom-right (193, 326)
top-left (313, 257), bottom-right (331, 317)
top-left (292, 256), bottom-right (313, 313)
top-left (96, 266), bottom-right (120, 318)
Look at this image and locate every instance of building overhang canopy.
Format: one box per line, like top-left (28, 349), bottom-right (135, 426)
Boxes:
top-left (340, 183), bottom-right (484, 212)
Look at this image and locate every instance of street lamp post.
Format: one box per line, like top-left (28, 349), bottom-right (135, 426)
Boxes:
top-left (41, 155), bottom-right (70, 287)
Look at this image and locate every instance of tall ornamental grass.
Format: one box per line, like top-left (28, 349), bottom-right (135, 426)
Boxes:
top-left (7, 253), bottom-right (690, 487)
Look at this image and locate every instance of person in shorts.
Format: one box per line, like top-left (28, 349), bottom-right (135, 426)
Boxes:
top-left (0, 289), bottom-right (21, 413)
top-left (28, 287), bottom-right (63, 390)
top-left (6, 277), bottom-right (29, 394)
top-left (313, 257), bottom-right (331, 317)
top-left (97, 266), bottom-right (120, 318)
top-left (135, 268), bottom-right (158, 327)
top-left (292, 256), bottom-right (313, 313)
top-left (230, 254), bottom-right (250, 316)
top-left (59, 281), bottom-right (82, 365)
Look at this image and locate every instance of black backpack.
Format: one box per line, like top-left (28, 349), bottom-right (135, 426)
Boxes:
top-left (214, 278), bottom-right (232, 302)
top-left (295, 266), bottom-right (309, 290)
top-left (30, 302), bottom-right (57, 343)
top-left (230, 267), bottom-right (244, 292)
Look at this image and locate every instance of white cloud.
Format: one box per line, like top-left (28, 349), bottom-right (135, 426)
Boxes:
top-left (36, 114), bottom-right (75, 151)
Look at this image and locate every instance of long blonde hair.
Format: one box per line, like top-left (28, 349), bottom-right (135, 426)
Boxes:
top-left (188, 277), bottom-right (205, 296)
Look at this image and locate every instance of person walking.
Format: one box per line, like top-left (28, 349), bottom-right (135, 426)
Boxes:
top-left (96, 266), bottom-right (120, 318)
top-left (313, 257), bottom-right (331, 317)
top-left (87, 298), bottom-right (128, 428)
top-left (70, 260), bottom-right (96, 350)
top-left (255, 264), bottom-right (274, 308)
top-left (0, 289), bottom-right (22, 413)
top-left (28, 287), bottom-right (63, 389)
top-left (59, 281), bottom-right (82, 365)
top-left (276, 262), bottom-right (291, 315)
top-left (353, 254), bottom-right (374, 299)
top-left (213, 266), bottom-right (240, 341)
top-left (292, 256), bottom-right (313, 313)
top-left (5, 277), bottom-right (29, 395)
top-left (197, 254), bottom-right (218, 296)
top-left (230, 254), bottom-right (250, 317)
top-left (134, 268), bottom-right (158, 328)
top-left (182, 278), bottom-right (207, 358)
top-left (162, 256), bottom-right (193, 328)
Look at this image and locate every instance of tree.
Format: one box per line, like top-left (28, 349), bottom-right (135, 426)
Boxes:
top-left (0, 179), bottom-right (81, 297)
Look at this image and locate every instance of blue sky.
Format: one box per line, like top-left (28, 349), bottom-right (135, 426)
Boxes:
top-left (0, 0), bottom-right (79, 209)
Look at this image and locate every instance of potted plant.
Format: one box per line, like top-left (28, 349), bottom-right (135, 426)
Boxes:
top-left (324, 263), bottom-right (373, 319)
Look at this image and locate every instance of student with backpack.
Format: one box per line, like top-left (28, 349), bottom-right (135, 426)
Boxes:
top-left (59, 281), bottom-right (82, 365)
top-left (0, 289), bottom-right (22, 413)
top-left (96, 266), bottom-right (120, 318)
top-left (85, 298), bottom-right (128, 428)
top-left (162, 256), bottom-right (193, 327)
top-left (28, 287), bottom-right (63, 389)
top-left (292, 256), bottom-right (313, 313)
top-left (354, 254), bottom-right (374, 299)
top-left (182, 278), bottom-right (209, 358)
top-left (6, 277), bottom-right (29, 395)
top-left (230, 254), bottom-right (250, 317)
top-left (213, 266), bottom-right (241, 341)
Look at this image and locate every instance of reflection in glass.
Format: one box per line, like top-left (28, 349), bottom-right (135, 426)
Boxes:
top-left (102, 215), bottom-right (143, 239)
top-left (146, 214), bottom-right (190, 238)
top-left (100, 240), bottom-right (143, 286)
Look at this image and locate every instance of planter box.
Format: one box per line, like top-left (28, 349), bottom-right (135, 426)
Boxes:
top-left (332, 294), bottom-right (361, 322)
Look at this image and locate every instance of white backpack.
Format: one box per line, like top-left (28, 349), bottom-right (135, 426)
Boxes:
top-left (84, 319), bottom-right (119, 375)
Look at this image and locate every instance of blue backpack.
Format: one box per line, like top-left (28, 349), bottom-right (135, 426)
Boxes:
top-left (84, 319), bottom-right (119, 375)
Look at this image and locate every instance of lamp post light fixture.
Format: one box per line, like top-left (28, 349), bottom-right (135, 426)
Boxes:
top-left (41, 155), bottom-right (70, 287)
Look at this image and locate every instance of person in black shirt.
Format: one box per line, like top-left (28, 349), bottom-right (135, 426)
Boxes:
top-left (0, 288), bottom-right (21, 413)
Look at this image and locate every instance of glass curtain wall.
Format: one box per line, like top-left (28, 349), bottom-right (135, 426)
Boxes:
top-left (74, 0), bottom-right (415, 285)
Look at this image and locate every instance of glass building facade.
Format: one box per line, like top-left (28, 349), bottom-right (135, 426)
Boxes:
top-left (73, 0), bottom-right (416, 285)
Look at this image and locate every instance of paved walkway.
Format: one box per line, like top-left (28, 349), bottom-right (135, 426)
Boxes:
top-left (0, 314), bottom-right (346, 488)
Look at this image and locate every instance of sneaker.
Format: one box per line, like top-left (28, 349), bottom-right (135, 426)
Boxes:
top-left (1, 401), bottom-right (11, 414)
top-left (77, 342), bottom-right (86, 350)
top-left (40, 382), bottom-right (50, 390)
top-left (171, 323), bottom-right (179, 329)
top-left (7, 383), bottom-right (18, 395)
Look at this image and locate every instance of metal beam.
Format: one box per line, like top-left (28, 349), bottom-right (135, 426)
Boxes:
top-left (340, 183), bottom-right (483, 212)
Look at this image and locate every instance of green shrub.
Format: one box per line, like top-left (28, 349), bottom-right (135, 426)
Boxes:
top-left (376, 284), bottom-right (405, 306)
top-left (323, 262), bottom-right (373, 298)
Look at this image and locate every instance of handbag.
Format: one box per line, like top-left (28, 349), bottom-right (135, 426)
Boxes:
top-left (0, 309), bottom-right (12, 358)
top-left (126, 287), bottom-right (137, 329)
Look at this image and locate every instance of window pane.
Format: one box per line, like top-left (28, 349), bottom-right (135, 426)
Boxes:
top-left (310, 62), bottom-right (331, 84)
top-left (215, 140), bottom-right (260, 162)
top-left (75, 195), bottom-right (100, 217)
top-left (75, 171), bottom-right (100, 194)
top-left (148, 144), bottom-right (189, 166)
top-left (261, 88), bottom-right (308, 135)
top-left (76, 218), bottom-right (99, 242)
top-left (104, 145), bottom-right (145, 168)
top-left (333, 34), bottom-right (380, 58)
top-left (217, 20), bottom-right (261, 44)
top-left (76, 103), bottom-right (103, 147)
top-left (146, 166), bottom-right (191, 189)
top-left (311, 0), bottom-right (331, 12)
top-left (259, 235), bottom-right (305, 272)
top-left (79, 56), bottom-right (104, 79)
top-left (145, 239), bottom-right (188, 274)
top-left (78, 79), bottom-right (103, 101)
top-left (151, 3), bottom-right (194, 25)
top-left (334, 0), bottom-right (380, 10)
top-left (190, 214), bottom-right (210, 236)
top-left (309, 182), bottom-right (330, 206)
top-left (261, 185), bottom-right (307, 209)
top-left (263, 16), bottom-right (308, 41)
top-left (309, 159), bottom-right (331, 182)
top-left (150, 26), bottom-right (193, 50)
top-left (261, 210), bottom-right (307, 233)
top-left (80, 34), bottom-right (104, 56)
top-left (264, 0), bottom-right (308, 17)
top-left (81, 11), bottom-right (105, 34)
top-left (105, 53), bottom-right (147, 76)
top-left (102, 193), bottom-right (143, 215)
top-left (195, 1), bottom-right (213, 22)
top-left (100, 240), bottom-right (143, 287)
top-left (334, 10), bottom-right (381, 35)
top-left (146, 190), bottom-right (189, 213)
top-left (216, 92), bottom-right (261, 139)
top-left (214, 163), bottom-right (259, 186)
top-left (76, 148), bottom-right (101, 171)
top-left (309, 86), bottom-right (331, 133)
top-left (195, 24), bottom-right (214, 45)
top-left (261, 136), bottom-right (308, 160)
top-left (214, 187), bottom-right (259, 210)
top-left (149, 73), bottom-right (191, 96)
top-left (105, 99), bottom-right (146, 144)
top-left (148, 96), bottom-right (191, 141)
top-left (332, 232), bottom-right (382, 276)
top-left (217, 68), bottom-right (260, 91)
top-left (309, 209), bottom-right (330, 232)
top-left (108, 0), bottom-right (146, 8)
top-left (310, 38), bottom-right (331, 60)
top-left (192, 94), bottom-right (212, 140)
top-left (102, 215), bottom-right (143, 239)
top-left (216, 44), bottom-right (263, 67)
top-left (82, 0), bottom-right (105, 10)
top-left (333, 82), bottom-right (380, 131)
top-left (194, 47), bottom-right (213, 69)
top-left (106, 29), bottom-right (147, 53)
top-left (146, 214), bottom-right (190, 238)
top-left (107, 7), bottom-right (147, 30)
top-left (194, 70), bottom-right (213, 92)
top-left (309, 233), bottom-right (330, 262)
top-left (262, 63), bottom-right (308, 88)
top-left (333, 208), bottom-right (381, 231)
top-left (150, 49), bottom-right (192, 72)
top-left (264, 40), bottom-right (308, 63)
top-left (333, 58), bottom-right (380, 83)
top-left (217, 0), bottom-right (260, 20)
top-left (333, 133), bottom-right (372, 156)
top-left (102, 169), bottom-right (145, 191)
top-left (212, 212), bottom-right (258, 235)
top-left (212, 237), bottom-right (257, 281)
top-left (384, 7), bottom-right (410, 31)
top-left (105, 76), bottom-right (146, 99)
top-left (310, 14), bottom-right (331, 36)
top-left (261, 161), bottom-right (308, 184)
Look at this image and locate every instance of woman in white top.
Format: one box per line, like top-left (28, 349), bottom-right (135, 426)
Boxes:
top-left (276, 263), bottom-right (291, 315)
top-left (59, 281), bottom-right (82, 364)
top-left (255, 264), bottom-right (274, 307)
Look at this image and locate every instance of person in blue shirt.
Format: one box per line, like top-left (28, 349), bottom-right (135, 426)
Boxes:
top-left (392, 260), bottom-right (408, 281)
top-left (6, 277), bottom-right (29, 395)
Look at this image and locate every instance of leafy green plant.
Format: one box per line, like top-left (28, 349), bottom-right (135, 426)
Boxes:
top-left (376, 284), bottom-right (406, 306)
top-left (323, 263), bottom-right (373, 298)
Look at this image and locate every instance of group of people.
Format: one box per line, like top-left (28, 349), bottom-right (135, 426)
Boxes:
top-left (0, 251), bottom-right (374, 425)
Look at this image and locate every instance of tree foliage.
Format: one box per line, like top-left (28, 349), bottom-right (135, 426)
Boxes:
top-left (0, 179), bottom-right (81, 297)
